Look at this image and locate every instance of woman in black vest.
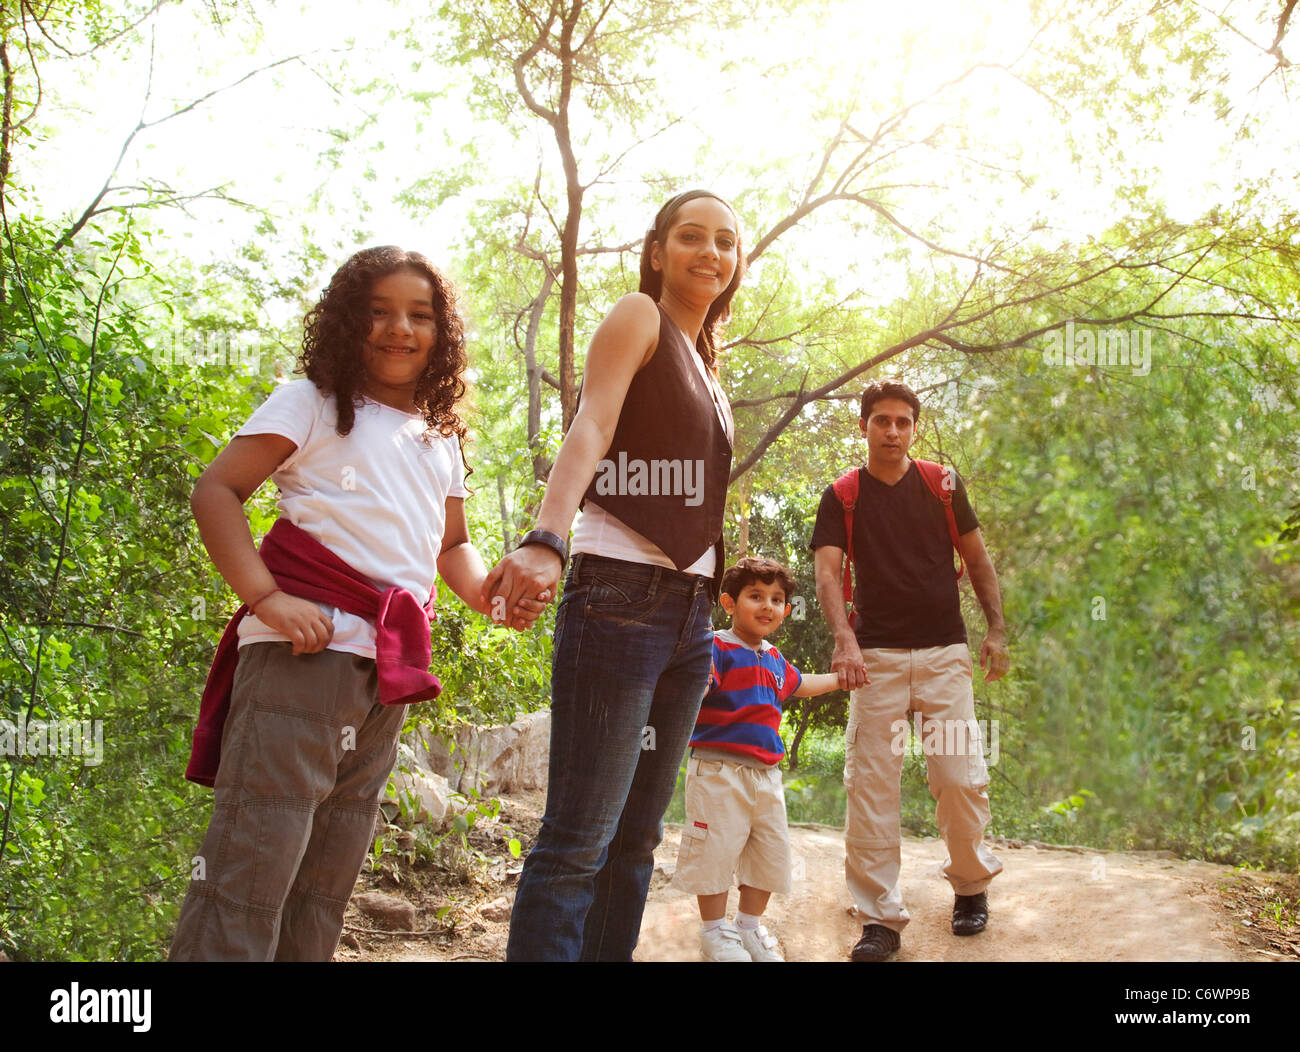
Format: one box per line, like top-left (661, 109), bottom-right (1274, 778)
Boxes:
top-left (488, 190), bottom-right (743, 960)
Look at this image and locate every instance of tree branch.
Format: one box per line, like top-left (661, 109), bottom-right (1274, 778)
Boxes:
top-left (23, 0), bottom-right (171, 59)
top-left (54, 42), bottom-right (304, 250)
top-left (511, 0), bottom-right (560, 126)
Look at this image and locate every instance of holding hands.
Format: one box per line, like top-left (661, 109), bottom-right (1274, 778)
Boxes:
top-left (832, 634), bottom-right (870, 692)
top-left (483, 542), bottom-right (563, 632)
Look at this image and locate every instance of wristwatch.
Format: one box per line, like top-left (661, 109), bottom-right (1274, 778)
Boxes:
top-left (518, 528), bottom-right (568, 570)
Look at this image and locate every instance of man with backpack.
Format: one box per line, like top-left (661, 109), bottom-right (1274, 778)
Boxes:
top-left (810, 379), bottom-right (1009, 962)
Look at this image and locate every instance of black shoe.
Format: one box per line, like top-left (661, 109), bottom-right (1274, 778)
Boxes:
top-left (850, 924), bottom-right (900, 962)
top-left (952, 892), bottom-right (989, 936)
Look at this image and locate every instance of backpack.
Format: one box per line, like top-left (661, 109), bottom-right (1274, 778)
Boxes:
top-left (832, 459), bottom-right (966, 628)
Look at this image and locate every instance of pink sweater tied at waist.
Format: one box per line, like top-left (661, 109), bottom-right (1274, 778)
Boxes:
top-left (184, 517), bottom-right (440, 787)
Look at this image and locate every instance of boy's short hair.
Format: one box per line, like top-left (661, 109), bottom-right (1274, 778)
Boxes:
top-left (860, 378), bottom-right (921, 424)
top-left (721, 556), bottom-right (798, 604)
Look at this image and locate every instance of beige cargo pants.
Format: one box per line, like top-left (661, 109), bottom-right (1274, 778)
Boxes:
top-left (844, 644), bottom-right (1002, 931)
top-left (169, 642), bottom-right (405, 961)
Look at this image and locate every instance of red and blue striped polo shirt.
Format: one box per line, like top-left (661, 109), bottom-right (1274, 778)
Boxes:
top-left (689, 628), bottom-right (803, 766)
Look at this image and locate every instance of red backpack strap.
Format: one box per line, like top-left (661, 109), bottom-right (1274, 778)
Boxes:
top-left (832, 468), bottom-right (861, 624)
top-left (914, 459), bottom-right (966, 579)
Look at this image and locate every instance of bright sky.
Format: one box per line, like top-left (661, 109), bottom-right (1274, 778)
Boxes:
top-left (22, 0), bottom-right (1297, 322)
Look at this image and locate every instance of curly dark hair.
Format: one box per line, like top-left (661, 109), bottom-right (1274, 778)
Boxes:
top-left (721, 556), bottom-right (797, 605)
top-left (638, 189), bottom-right (745, 371)
top-left (299, 246), bottom-right (468, 441)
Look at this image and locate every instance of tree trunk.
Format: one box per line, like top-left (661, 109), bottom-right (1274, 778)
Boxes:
top-left (554, 1), bottom-right (584, 430)
top-left (735, 472), bottom-right (751, 556)
top-left (1, 29), bottom-right (14, 309)
top-left (786, 701), bottom-right (814, 771)
top-left (497, 473), bottom-right (512, 552)
top-left (1, 33), bottom-right (12, 200)
top-left (525, 269), bottom-right (556, 482)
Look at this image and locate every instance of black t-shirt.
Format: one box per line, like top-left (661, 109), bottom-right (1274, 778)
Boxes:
top-left (809, 461), bottom-right (980, 649)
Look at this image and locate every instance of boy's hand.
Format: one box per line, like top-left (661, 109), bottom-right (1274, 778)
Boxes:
top-left (253, 591), bottom-right (335, 655)
top-left (793, 671), bottom-right (854, 698)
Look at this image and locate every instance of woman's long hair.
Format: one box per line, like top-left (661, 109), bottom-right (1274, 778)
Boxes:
top-left (638, 190), bottom-right (745, 371)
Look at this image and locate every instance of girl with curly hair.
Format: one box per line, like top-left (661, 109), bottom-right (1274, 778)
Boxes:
top-left (170, 246), bottom-right (545, 961)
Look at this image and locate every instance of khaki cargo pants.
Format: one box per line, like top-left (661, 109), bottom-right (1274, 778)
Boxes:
top-left (844, 644), bottom-right (1002, 932)
top-left (169, 642), bottom-right (405, 961)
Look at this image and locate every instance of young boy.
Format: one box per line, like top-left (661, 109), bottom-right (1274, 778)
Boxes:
top-left (672, 557), bottom-right (843, 961)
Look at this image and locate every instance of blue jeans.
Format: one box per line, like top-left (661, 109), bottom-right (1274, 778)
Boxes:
top-left (506, 553), bottom-right (715, 961)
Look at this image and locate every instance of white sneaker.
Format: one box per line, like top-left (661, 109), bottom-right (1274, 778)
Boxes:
top-left (701, 921), bottom-right (752, 962)
top-left (739, 923), bottom-right (784, 962)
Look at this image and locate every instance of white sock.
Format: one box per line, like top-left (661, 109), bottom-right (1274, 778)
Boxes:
top-left (735, 911), bottom-right (762, 931)
top-left (701, 918), bottom-right (726, 933)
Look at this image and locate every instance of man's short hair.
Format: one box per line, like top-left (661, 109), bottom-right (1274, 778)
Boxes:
top-left (860, 379), bottom-right (921, 424)
top-left (720, 556), bottom-right (798, 604)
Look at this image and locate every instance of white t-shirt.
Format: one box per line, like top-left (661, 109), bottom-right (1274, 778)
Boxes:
top-left (233, 379), bottom-right (470, 657)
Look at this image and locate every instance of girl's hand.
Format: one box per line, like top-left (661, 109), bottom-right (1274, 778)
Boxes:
top-left (437, 497), bottom-right (546, 631)
top-left (483, 545), bottom-right (563, 630)
top-left (506, 590), bottom-right (551, 632)
top-left (253, 591), bottom-right (335, 655)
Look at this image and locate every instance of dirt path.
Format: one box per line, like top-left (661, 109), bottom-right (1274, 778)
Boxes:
top-left (348, 792), bottom-right (1293, 963)
top-left (635, 824), bottom-right (1259, 963)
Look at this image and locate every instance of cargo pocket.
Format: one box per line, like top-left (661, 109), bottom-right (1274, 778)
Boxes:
top-left (672, 819), bottom-right (709, 888)
top-left (843, 722), bottom-right (858, 789)
top-left (678, 819), bottom-right (710, 865)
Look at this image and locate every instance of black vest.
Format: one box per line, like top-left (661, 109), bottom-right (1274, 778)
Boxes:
top-left (581, 303), bottom-right (732, 574)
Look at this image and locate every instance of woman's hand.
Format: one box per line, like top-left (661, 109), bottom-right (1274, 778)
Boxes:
top-left (437, 496), bottom-right (548, 631)
top-left (483, 545), bottom-right (563, 631)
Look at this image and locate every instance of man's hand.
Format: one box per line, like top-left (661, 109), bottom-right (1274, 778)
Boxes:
top-left (815, 545), bottom-right (869, 691)
top-left (832, 635), bottom-right (869, 691)
top-left (254, 592), bottom-right (335, 655)
top-left (979, 630), bottom-right (1010, 682)
top-left (958, 528), bottom-right (1009, 682)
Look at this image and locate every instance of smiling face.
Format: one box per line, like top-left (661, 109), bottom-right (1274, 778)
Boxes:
top-left (649, 196), bottom-right (739, 307)
top-left (859, 396), bottom-right (916, 469)
top-left (721, 577), bottom-right (792, 647)
top-left (361, 267), bottom-right (438, 410)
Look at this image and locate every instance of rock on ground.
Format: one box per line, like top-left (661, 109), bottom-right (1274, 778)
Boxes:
top-left (480, 895), bottom-right (513, 923)
top-left (352, 891), bottom-right (417, 932)
top-left (387, 757), bottom-right (453, 828)
top-left (409, 711), bottom-right (550, 797)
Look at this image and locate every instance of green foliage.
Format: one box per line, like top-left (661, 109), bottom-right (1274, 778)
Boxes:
top-left (427, 585), bottom-right (554, 726)
top-left (4, 0), bottom-right (1299, 965)
top-left (0, 207), bottom-right (553, 958)
top-left (963, 335), bottom-right (1300, 868)
top-left (781, 725), bottom-right (849, 826)
top-left (0, 209), bottom-right (274, 960)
